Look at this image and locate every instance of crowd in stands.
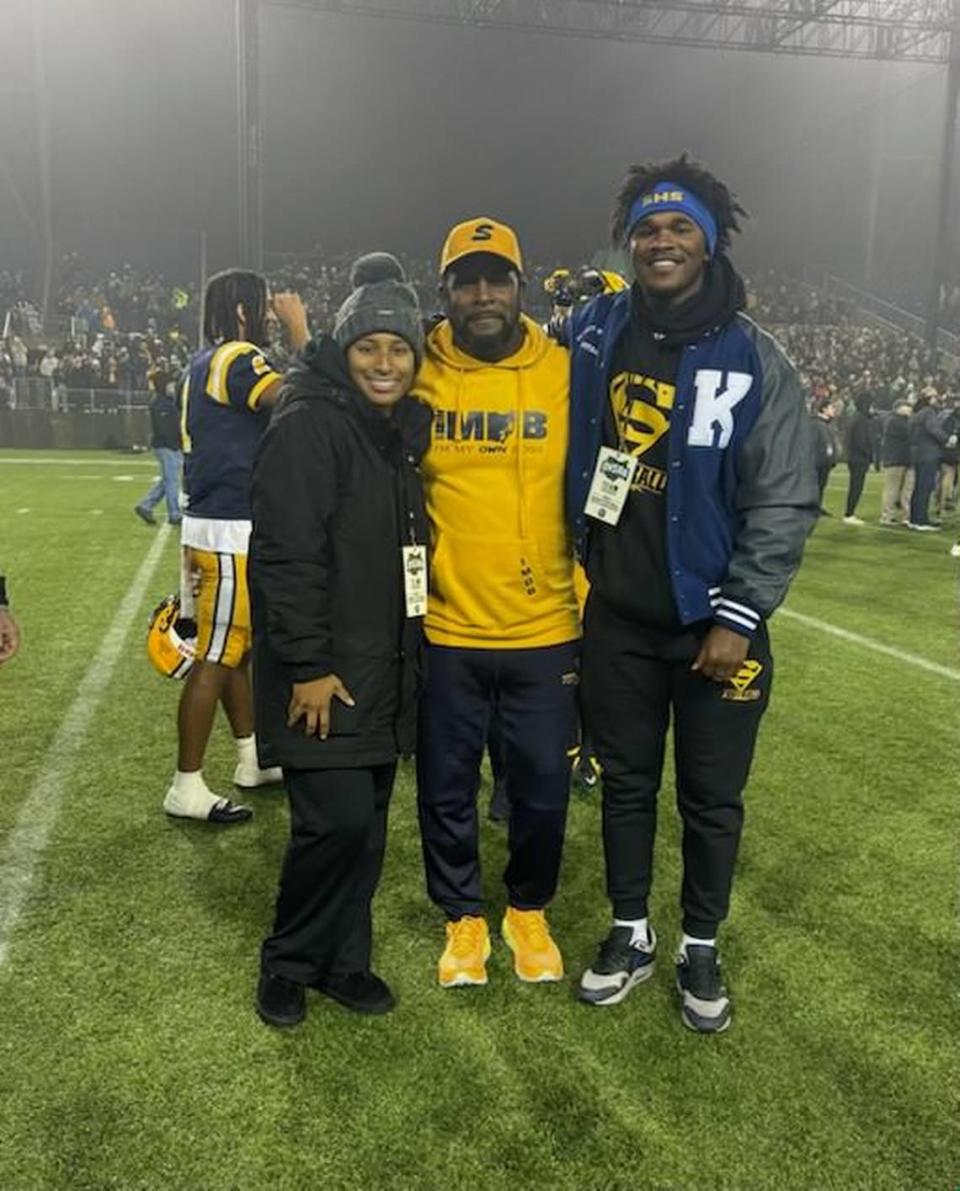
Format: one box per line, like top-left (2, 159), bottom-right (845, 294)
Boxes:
top-left (1, 258), bottom-right (957, 423)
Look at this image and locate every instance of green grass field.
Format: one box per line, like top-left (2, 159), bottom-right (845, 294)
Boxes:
top-left (0, 450), bottom-right (956, 1191)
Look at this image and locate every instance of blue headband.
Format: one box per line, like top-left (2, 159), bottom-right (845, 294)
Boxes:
top-left (625, 181), bottom-right (719, 258)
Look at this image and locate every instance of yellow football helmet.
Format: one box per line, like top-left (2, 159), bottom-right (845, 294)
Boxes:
top-left (578, 267), bottom-right (628, 298)
top-left (599, 269), bottom-right (628, 293)
top-left (544, 267), bottom-right (572, 296)
top-left (147, 594), bottom-right (196, 680)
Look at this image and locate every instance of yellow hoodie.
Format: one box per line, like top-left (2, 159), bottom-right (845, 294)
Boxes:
top-left (414, 315), bottom-right (579, 649)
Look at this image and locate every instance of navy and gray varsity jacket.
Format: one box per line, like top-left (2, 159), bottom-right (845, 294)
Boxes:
top-left (565, 292), bottom-right (818, 638)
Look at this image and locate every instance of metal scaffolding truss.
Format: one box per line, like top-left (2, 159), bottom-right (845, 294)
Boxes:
top-left (268, 1), bottom-right (956, 63)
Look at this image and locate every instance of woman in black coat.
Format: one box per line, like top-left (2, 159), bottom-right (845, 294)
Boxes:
top-left (249, 254), bottom-right (430, 1026)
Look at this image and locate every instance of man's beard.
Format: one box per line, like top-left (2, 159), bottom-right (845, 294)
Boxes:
top-left (454, 307), bottom-right (520, 358)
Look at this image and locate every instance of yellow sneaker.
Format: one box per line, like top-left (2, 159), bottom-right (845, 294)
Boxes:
top-left (438, 916), bottom-right (491, 988)
top-left (501, 907), bottom-right (564, 983)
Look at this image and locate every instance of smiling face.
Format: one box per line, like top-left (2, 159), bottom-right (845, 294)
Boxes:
top-left (629, 211), bottom-right (709, 307)
top-left (345, 333), bottom-right (416, 408)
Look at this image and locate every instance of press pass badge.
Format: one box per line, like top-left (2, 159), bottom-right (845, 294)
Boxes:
top-left (402, 545), bottom-right (428, 618)
top-left (585, 447), bottom-right (638, 526)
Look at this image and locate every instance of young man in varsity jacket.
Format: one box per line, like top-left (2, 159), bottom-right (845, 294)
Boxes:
top-left (564, 157), bottom-right (818, 1032)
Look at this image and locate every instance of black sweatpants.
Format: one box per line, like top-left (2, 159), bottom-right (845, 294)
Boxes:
top-left (816, 465), bottom-right (832, 509)
top-left (844, 461), bottom-right (869, 517)
top-left (261, 763), bottom-right (396, 985)
top-left (417, 641), bottom-right (579, 919)
top-left (582, 596), bottom-right (772, 938)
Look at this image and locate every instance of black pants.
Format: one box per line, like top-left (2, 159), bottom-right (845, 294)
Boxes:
top-left (582, 596), bottom-right (772, 937)
top-left (816, 465), bottom-right (831, 509)
top-left (261, 763), bottom-right (396, 984)
top-left (417, 641), bottom-right (579, 918)
top-left (845, 461), bottom-right (869, 517)
top-left (910, 459), bottom-right (938, 526)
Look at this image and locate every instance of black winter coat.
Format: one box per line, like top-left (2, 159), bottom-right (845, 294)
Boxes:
top-left (812, 414), bottom-right (839, 471)
top-left (149, 393), bottom-right (181, 450)
top-left (844, 411), bottom-right (876, 466)
top-left (249, 337), bottom-right (431, 770)
top-left (909, 405), bottom-right (948, 466)
top-left (880, 412), bottom-right (911, 468)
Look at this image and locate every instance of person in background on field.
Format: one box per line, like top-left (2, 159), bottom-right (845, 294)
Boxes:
top-left (908, 393), bottom-right (952, 531)
top-left (0, 573), bottom-right (20, 664)
top-left (565, 156), bottom-right (818, 1033)
top-left (162, 269), bottom-right (309, 825)
top-left (135, 382), bottom-right (184, 527)
top-left (250, 254), bottom-right (430, 1026)
top-left (878, 400), bottom-right (913, 527)
top-left (841, 392), bottom-right (876, 526)
top-left (934, 394), bottom-right (959, 522)
top-left (812, 396), bottom-right (840, 515)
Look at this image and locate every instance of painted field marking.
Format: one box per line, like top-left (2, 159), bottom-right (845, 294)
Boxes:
top-left (777, 606), bottom-right (960, 683)
top-left (0, 458), bottom-right (155, 467)
top-left (0, 525), bottom-right (171, 969)
top-left (15, 508), bottom-right (30, 515)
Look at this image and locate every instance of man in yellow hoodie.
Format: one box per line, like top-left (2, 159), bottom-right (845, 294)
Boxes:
top-left (415, 218), bottom-right (580, 988)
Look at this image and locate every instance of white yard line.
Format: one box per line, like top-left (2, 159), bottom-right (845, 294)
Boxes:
top-left (0, 525), bottom-right (171, 969)
top-left (776, 606), bottom-right (960, 683)
top-left (0, 458), bottom-right (155, 467)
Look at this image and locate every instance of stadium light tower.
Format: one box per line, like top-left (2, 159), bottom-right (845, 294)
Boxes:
top-left (236, 0), bottom-right (264, 272)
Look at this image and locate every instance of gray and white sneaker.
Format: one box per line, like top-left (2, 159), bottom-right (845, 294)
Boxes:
top-left (578, 925), bottom-right (657, 1006)
top-left (675, 944), bottom-right (731, 1033)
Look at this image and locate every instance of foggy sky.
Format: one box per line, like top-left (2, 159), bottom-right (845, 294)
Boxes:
top-left (0, 0), bottom-right (954, 297)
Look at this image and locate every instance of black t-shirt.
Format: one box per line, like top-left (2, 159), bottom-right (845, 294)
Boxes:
top-left (587, 314), bottom-right (682, 630)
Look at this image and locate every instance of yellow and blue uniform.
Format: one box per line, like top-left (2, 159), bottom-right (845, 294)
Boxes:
top-left (180, 340), bottom-right (282, 667)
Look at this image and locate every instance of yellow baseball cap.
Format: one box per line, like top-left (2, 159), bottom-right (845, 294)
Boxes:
top-left (439, 217), bottom-right (524, 276)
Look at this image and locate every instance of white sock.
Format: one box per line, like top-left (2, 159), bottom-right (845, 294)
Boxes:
top-left (614, 917), bottom-right (650, 948)
top-left (166, 769), bottom-right (219, 817)
top-left (680, 932), bottom-right (717, 957)
top-left (235, 734), bottom-right (257, 764)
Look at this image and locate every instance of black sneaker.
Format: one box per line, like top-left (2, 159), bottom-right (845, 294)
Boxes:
top-left (256, 969), bottom-right (305, 1028)
top-left (134, 505), bottom-right (156, 526)
top-left (577, 925), bottom-right (657, 1006)
top-left (675, 944), bottom-right (731, 1034)
top-left (206, 797), bottom-right (253, 825)
top-left (572, 751), bottom-right (601, 793)
top-left (315, 971), bottom-right (395, 1015)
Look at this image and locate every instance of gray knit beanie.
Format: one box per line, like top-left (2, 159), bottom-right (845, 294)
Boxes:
top-left (333, 252), bottom-right (424, 365)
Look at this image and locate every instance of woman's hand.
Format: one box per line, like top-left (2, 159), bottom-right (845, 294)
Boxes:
top-left (287, 674), bottom-right (356, 740)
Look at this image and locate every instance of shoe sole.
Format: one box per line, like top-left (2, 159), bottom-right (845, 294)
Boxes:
top-left (438, 936), bottom-right (492, 988)
top-left (164, 808), bottom-right (253, 826)
top-left (256, 1005), bottom-right (305, 1029)
top-left (577, 960), bottom-right (656, 1006)
top-left (680, 1008), bottom-right (731, 1034)
top-left (501, 920), bottom-right (563, 983)
top-left (316, 987), bottom-right (395, 1015)
top-left (676, 975), bottom-right (731, 1034)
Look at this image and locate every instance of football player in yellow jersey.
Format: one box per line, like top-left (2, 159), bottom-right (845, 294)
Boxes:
top-left (162, 269), bottom-right (309, 825)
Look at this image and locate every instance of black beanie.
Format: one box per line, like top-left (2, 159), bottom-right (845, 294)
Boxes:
top-left (333, 253), bottom-right (424, 365)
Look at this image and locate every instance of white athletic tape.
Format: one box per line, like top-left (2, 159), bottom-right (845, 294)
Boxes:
top-left (0, 525), bottom-right (172, 968)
